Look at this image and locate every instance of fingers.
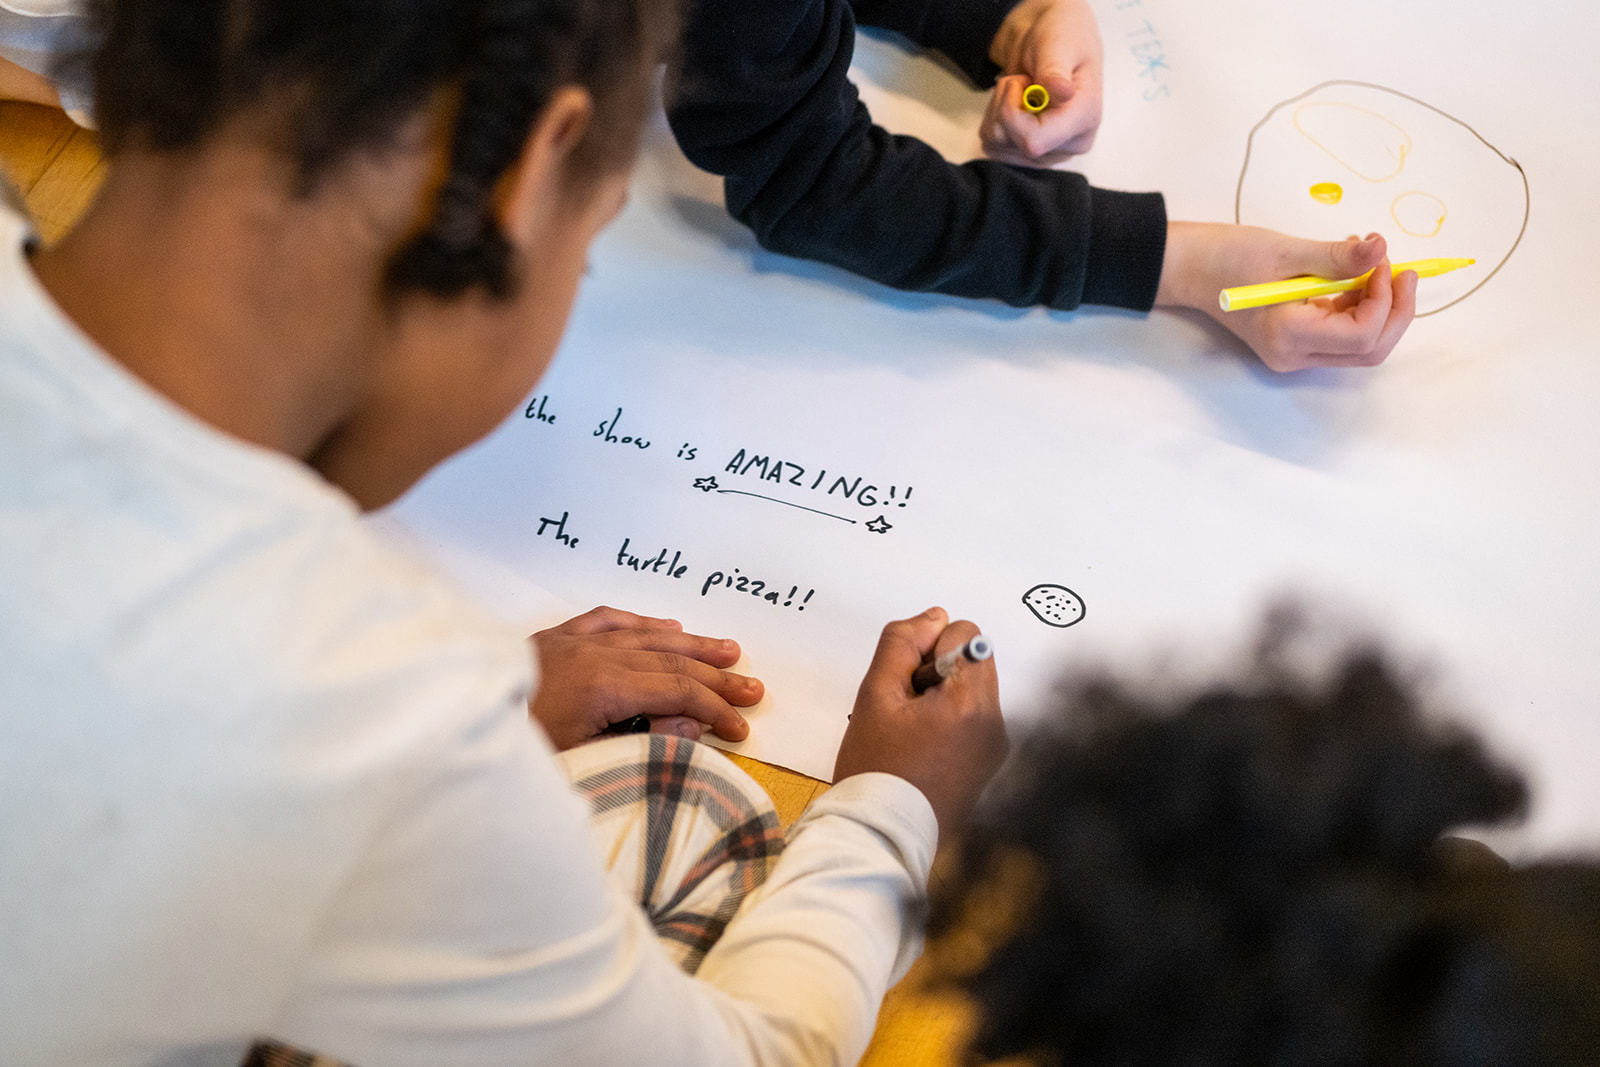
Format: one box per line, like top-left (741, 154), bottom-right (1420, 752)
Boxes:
top-left (1265, 259), bottom-right (1417, 369)
top-left (541, 608), bottom-right (743, 669)
top-left (1376, 266), bottom-right (1419, 355)
top-left (549, 605), bottom-right (682, 638)
top-left (1034, 66), bottom-right (1101, 152)
top-left (599, 658), bottom-right (758, 741)
top-left (983, 71), bottom-right (1100, 161)
top-left (980, 76), bottom-right (1025, 154)
top-left (636, 648), bottom-right (763, 707)
top-left (924, 619), bottom-right (996, 702)
top-left (860, 608), bottom-right (994, 700)
top-left (530, 610), bottom-right (759, 747)
top-left (1035, 68), bottom-right (1078, 104)
top-left (862, 607), bottom-right (949, 696)
top-left (929, 619), bottom-right (984, 667)
top-left (1302, 269), bottom-right (1416, 368)
top-left (590, 624), bottom-right (745, 670)
top-left (1283, 260), bottom-right (1393, 356)
top-left (1056, 125), bottom-right (1099, 157)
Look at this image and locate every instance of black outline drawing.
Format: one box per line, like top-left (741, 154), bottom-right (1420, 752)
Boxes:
top-left (1235, 80), bottom-right (1529, 317)
top-left (1022, 583), bottom-right (1086, 628)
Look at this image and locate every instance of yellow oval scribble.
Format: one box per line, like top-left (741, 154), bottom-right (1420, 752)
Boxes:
top-left (1390, 190), bottom-right (1447, 237)
top-left (1309, 182), bottom-right (1344, 204)
top-left (1293, 102), bottom-right (1413, 183)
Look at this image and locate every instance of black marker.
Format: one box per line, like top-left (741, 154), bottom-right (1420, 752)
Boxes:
top-left (602, 714), bottom-right (652, 736)
top-left (911, 634), bottom-right (993, 694)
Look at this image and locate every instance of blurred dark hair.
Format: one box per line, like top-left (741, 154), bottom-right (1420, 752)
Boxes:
top-left (928, 622), bottom-right (1600, 1065)
top-left (78, 0), bottom-right (677, 299)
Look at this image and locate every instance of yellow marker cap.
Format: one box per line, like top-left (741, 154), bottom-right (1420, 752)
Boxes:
top-left (1022, 84), bottom-right (1050, 113)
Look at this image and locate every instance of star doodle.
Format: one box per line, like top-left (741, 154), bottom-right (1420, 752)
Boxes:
top-left (865, 515), bottom-right (893, 534)
top-left (693, 475), bottom-right (720, 492)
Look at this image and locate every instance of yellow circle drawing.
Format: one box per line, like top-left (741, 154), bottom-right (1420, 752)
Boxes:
top-left (1293, 102), bottom-right (1413, 182)
top-left (1308, 182), bottom-right (1344, 204)
top-left (1022, 84), bottom-right (1050, 113)
top-left (1390, 190), bottom-right (1448, 238)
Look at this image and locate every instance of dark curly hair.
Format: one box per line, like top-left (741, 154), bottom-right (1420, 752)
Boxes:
top-left (78, 0), bottom-right (676, 299)
top-left (927, 624), bottom-right (1600, 1065)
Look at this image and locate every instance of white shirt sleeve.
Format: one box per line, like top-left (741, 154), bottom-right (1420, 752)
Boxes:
top-left (695, 773), bottom-right (939, 1063)
top-left (0, 1), bottom-right (94, 122)
top-left (0, 209), bottom-right (935, 1067)
top-left (272, 691), bottom-right (937, 1067)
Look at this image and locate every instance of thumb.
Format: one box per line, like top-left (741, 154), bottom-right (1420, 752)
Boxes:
top-left (862, 608), bottom-right (948, 692)
top-left (1302, 233), bottom-right (1386, 280)
top-left (1031, 67), bottom-right (1076, 104)
top-left (648, 715), bottom-right (705, 740)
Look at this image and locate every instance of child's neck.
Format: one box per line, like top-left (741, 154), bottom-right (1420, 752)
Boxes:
top-left (29, 145), bottom-right (390, 463)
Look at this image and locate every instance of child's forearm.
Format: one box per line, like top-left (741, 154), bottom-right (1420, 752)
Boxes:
top-left (0, 55), bottom-right (63, 110)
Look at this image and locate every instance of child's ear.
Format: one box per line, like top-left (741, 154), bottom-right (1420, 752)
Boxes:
top-left (494, 87), bottom-right (594, 244)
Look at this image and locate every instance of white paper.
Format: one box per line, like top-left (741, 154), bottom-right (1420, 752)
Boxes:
top-left (384, 0), bottom-right (1600, 853)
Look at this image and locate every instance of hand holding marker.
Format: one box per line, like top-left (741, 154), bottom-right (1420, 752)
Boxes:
top-left (912, 634), bottom-right (994, 694)
top-left (1219, 257), bottom-right (1475, 311)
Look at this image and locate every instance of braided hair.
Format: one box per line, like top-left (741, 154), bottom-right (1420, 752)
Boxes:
top-left (82, 0), bottom-right (675, 298)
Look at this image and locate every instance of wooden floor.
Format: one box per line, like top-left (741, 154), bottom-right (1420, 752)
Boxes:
top-left (0, 99), bottom-right (974, 1066)
top-left (0, 101), bottom-right (103, 244)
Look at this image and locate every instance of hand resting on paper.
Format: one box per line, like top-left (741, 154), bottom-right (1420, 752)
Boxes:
top-left (528, 606), bottom-right (762, 750)
top-left (834, 607), bottom-right (1008, 839)
top-left (1157, 224), bottom-right (1419, 373)
top-left (983, 0), bottom-right (1104, 164)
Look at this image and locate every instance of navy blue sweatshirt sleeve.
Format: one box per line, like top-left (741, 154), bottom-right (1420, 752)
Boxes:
top-left (847, 0), bottom-right (1015, 84)
top-left (665, 0), bottom-right (1168, 312)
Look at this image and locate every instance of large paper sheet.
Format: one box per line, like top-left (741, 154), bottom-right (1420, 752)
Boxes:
top-left (384, 0), bottom-right (1600, 852)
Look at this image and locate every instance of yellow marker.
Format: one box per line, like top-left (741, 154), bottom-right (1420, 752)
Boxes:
top-left (1022, 83), bottom-right (1050, 112)
top-left (1218, 257), bottom-right (1476, 312)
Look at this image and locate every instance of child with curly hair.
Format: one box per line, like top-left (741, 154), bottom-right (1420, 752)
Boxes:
top-left (928, 621), bottom-right (1600, 1065)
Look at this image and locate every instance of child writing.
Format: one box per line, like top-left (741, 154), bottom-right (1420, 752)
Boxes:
top-left (0, 1), bottom-right (1007, 1063)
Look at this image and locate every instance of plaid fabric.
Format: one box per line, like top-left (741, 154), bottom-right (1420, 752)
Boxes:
top-left (561, 733), bottom-right (785, 973)
top-left (245, 735), bottom-right (780, 1066)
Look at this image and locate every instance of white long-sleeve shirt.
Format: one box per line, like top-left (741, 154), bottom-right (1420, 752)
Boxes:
top-left (0, 1), bottom-right (94, 123)
top-left (0, 205), bottom-right (938, 1066)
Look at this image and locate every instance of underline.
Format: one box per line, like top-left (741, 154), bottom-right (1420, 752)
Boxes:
top-left (717, 490), bottom-right (857, 524)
